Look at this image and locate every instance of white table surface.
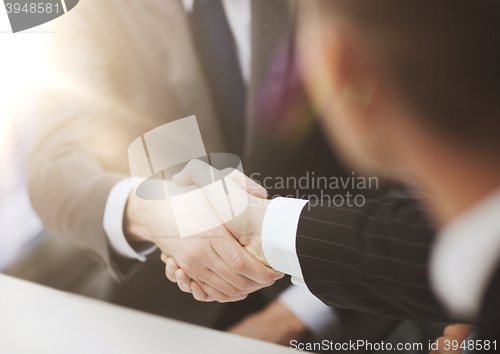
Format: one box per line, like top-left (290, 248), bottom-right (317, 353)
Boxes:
top-left (0, 274), bottom-right (292, 354)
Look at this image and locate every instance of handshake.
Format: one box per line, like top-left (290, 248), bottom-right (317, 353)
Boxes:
top-left (124, 159), bottom-right (284, 303)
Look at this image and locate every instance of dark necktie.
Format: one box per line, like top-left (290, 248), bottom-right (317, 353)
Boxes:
top-left (190, 0), bottom-right (246, 156)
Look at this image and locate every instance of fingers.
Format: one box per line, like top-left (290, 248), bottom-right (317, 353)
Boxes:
top-left (202, 238), bottom-right (276, 291)
top-left (197, 281), bottom-right (248, 303)
top-left (162, 254), bottom-right (241, 303)
top-left (172, 159), bottom-right (278, 281)
top-left (211, 235), bottom-right (284, 285)
top-left (175, 269), bottom-right (192, 293)
top-left (189, 281), bottom-right (215, 302)
top-left (162, 253), bottom-right (178, 283)
top-left (176, 236), bottom-right (258, 296)
top-left (174, 264), bottom-right (246, 303)
top-left (195, 266), bottom-right (257, 298)
top-left (161, 229), bottom-right (281, 300)
top-left (175, 269), bottom-right (216, 302)
top-left (176, 222), bottom-right (278, 295)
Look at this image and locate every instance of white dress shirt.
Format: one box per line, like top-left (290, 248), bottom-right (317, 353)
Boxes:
top-left (103, 0), bottom-right (335, 336)
top-left (431, 188), bottom-right (500, 321)
top-left (262, 197), bottom-right (309, 285)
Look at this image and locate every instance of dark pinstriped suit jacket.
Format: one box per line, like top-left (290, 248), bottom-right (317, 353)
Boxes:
top-left (296, 196), bottom-right (451, 321)
top-left (246, 1), bottom-right (452, 323)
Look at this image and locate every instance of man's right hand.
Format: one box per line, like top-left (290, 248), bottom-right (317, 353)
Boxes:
top-left (123, 182), bottom-right (282, 303)
top-left (172, 160), bottom-right (273, 267)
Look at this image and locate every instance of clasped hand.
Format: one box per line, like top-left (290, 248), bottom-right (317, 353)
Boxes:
top-left (124, 159), bottom-right (281, 303)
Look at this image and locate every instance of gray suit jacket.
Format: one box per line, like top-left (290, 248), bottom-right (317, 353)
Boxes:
top-left (28, 0), bottom-right (292, 281)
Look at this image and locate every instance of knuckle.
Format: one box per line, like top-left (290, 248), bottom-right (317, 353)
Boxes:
top-left (226, 287), bottom-right (243, 298)
top-left (253, 272), bottom-right (272, 285)
top-left (261, 269), bottom-right (278, 283)
top-left (265, 279), bottom-right (276, 287)
top-left (235, 278), bottom-right (252, 291)
top-left (180, 262), bottom-right (192, 275)
top-left (187, 246), bottom-right (206, 262)
top-left (265, 272), bottom-right (278, 283)
top-left (217, 296), bottom-right (231, 303)
top-left (192, 291), bottom-right (204, 302)
top-left (165, 271), bottom-right (175, 283)
top-left (177, 272), bottom-right (189, 284)
top-left (192, 271), bottom-right (206, 284)
top-left (178, 284), bottom-right (188, 293)
top-left (200, 295), bottom-right (212, 303)
top-left (229, 254), bottom-right (246, 274)
top-left (182, 265), bottom-right (202, 283)
top-left (230, 295), bottom-right (247, 303)
top-left (211, 292), bottom-right (227, 303)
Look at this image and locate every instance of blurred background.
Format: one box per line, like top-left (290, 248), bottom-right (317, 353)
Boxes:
top-left (0, 11), bottom-right (50, 271)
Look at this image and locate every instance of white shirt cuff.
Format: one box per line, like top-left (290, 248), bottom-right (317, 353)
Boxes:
top-left (103, 178), bottom-right (157, 261)
top-left (262, 197), bottom-right (309, 284)
top-left (279, 285), bottom-right (339, 336)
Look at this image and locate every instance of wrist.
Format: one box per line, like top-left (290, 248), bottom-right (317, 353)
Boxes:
top-left (123, 191), bottom-right (153, 245)
top-left (242, 198), bottom-right (271, 266)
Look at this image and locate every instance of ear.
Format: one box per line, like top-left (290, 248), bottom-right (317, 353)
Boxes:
top-left (299, 12), bottom-right (392, 173)
top-left (325, 22), bottom-right (377, 123)
top-left (297, 2), bottom-right (339, 115)
top-left (298, 12), bottom-right (376, 122)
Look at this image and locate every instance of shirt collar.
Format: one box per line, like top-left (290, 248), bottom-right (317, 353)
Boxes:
top-left (431, 188), bottom-right (500, 321)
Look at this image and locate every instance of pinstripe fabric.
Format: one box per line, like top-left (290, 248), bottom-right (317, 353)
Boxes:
top-left (296, 196), bottom-right (450, 321)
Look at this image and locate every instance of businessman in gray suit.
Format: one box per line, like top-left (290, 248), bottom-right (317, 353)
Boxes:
top-left (29, 0), bottom-right (346, 345)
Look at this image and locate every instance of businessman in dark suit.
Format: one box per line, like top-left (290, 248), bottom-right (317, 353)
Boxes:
top-left (170, 0), bottom-right (500, 349)
top-left (298, 6), bottom-right (500, 349)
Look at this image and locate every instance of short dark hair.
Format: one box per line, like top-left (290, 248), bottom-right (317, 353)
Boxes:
top-left (316, 0), bottom-right (500, 149)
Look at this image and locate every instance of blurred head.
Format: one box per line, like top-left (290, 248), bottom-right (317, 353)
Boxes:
top-left (298, 0), bottom-right (500, 184)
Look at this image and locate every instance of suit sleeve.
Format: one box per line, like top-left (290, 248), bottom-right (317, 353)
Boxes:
top-left (27, 2), bottom-right (152, 282)
top-left (296, 196), bottom-right (450, 321)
